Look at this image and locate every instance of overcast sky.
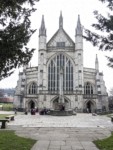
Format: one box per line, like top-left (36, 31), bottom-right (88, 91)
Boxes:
top-left (0, 0), bottom-right (113, 93)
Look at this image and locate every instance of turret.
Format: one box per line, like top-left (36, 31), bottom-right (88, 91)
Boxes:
top-left (75, 15), bottom-right (84, 92)
top-left (76, 15), bottom-right (82, 36)
top-left (95, 54), bottom-right (99, 72)
top-left (39, 15), bottom-right (46, 50)
top-left (75, 15), bottom-right (83, 50)
top-left (59, 11), bottom-right (63, 29)
top-left (38, 15), bottom-right (47, 93)
top-left (39, 15), bottom-right (46, 36)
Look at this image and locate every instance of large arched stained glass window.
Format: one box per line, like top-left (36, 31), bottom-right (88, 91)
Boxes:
top-left (84, 82), bottom-right (93, 95)
top-left (28, 82), bottom-right (37, 94)
top-left (48, 53), bottom-right (73, 91)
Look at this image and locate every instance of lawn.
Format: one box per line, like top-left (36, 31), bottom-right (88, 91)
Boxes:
top-left (94, 132), bottom-right (113, 150)
top-left (0, 130), bottom-right (36, 150)
top-left (2, 103), bottom-right (14, 111)
top-left (0, 103), bottom-right (14, 111)
top-left (107, 113), bottom-right (113, 118)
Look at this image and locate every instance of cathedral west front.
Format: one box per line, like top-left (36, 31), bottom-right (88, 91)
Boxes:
top-left (14, 12), bottom-right (108, 113)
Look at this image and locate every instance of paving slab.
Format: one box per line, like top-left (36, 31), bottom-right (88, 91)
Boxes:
top-left (1, 112), bottom-right (113, 150)
top-left (6, 113), bottom-right (113, 128)
top-left (10, 126), bottom-right (112, 150)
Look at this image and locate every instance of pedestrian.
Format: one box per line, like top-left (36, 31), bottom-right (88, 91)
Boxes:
top-left (25, 108), bottom-right (28, 115)
top-left (15, 108), bottom-right (17, 114)
top-left (87, 108), bottom-right (89, 113)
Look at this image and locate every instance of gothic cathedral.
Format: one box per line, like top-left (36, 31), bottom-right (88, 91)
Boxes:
top-left (14, 13), bottom-right (108, 113)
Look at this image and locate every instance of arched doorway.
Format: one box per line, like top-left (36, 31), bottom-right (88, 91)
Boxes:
top-left (52, 97), bottom-right (70, 110)
top-left (86, 100), bottom-right (95, 113)
top-left (53, 97), bottom-right (59, 110)
top-left (29, 100), bottom-right (35, 109)
top-left (25, 99), bottom-right (38, 111)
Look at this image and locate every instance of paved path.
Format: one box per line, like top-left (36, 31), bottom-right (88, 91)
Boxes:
top-left (8, 113), bottom-right (113, 128)
top-left (9, 126), bottom-right (112, 150)
top-left (1, 111), bottom-right (113, 150)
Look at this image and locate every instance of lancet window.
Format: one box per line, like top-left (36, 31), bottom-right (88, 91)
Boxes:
top-left (28, 82), bottom-right (37, 94)
top-left (48, 53), bottom-right (73, 91)
top-left (84, 82), bottom-right (93, 95)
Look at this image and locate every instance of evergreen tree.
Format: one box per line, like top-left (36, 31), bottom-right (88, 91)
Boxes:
top-left (84, 0), bottom-right (113, 67)
top-left (0, 0), bottom-right (39, 80)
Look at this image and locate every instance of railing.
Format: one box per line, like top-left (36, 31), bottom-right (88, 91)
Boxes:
top-left (39, 90), bottom-right (98, 98)
top-left (83, 94), bottom-right (97, 99)
top-left (39, 90), bottom-right (58, 94)
top-left (47, 46), bottom-right (75, 51)
top-left (39, 90), bottom-right (82, 95)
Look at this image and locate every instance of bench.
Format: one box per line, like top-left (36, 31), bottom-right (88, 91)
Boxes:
top-left (5, 115), bottom-right (14, 121)
top-left (111, 116), bottom-right (113, 122)
top-left (0, 119), bottom-right (9, 129)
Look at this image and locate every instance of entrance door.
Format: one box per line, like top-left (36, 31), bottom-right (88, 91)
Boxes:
top-left (29, 100), bottom-right (35, 109)
top-left (52, 97), bottom-right (70, 110)
top-left (86, 101), bottom-right (93, 113)
top-left (53, 98), bottom-right (59, 110)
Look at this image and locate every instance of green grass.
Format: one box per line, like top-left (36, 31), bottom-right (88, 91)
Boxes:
top-left (0, 130), bottom-right (36, 150)
top-left (107, 113), bottom-right (113, 118)
top-left (0, 103), bottom-right (13, 111)
top-left (94, 132), bottom-right (113, 150)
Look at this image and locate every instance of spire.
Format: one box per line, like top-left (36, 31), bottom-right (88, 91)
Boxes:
top-left (76, 15), bottom-right (82, 36)
top-left (95, 54), bottom-right (99, 71)
top-left (39, 15), bottom-right (46, 36)
top-left (59, 11), bottom-right (63, 29)
top-left (95, 54), bottom-right (98, 63)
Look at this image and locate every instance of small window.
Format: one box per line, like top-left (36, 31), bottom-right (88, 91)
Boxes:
top-left (79, 85), bottom-right (82, 88)
top-left (78, 53), bottom-right (81, 55)
top-left (97, 85), bottom-right (100, 88)
top-left (40, 70), bottom-right (43, 73)
top-left (78, 70), bottom-right (82, 73)
top-left (57, 42), bottom-right (65, 48)
top-left (28, 82), bottom-right (37, 94)
top-left (21, 85), bottom-right (25, 87)
top-left (98, 91), bottom-right (101, 94)
top-left (96, 79), bottom-right (100, 82)
top-left (84, 82), bottom-right (93, 95)
top-left (22, 79), bottom-right (25, 82)
top-left (99, 73), bottom-right (103, 76)
top-left (41, 53), bottom-right (43, 55)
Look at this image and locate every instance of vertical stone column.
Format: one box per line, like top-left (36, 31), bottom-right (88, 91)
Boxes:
top-left (59, 68), bottom-right (64, 103)
top-left (38, 15), bottom-right (47, 93)
top-left (75, 15), bottom-right (84, 92)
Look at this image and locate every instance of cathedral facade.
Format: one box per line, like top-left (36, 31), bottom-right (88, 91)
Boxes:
top-left (14, 13), bottom-right (108, 113)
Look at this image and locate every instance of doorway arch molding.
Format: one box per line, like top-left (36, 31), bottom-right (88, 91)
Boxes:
top-left (84, 99), bottom-right (96, 113)
top-left (50, 95), bottom-right (71, 110)
top-left (25, 99), bottom-right (38, 110)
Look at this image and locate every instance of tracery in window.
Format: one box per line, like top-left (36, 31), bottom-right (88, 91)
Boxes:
top-left (57, 42), bottom-right (65, 48)
top-left (28, 82), bottom-right (37, 94)
top-left (84, 82), bottom-right (93, 95)
top-left (48, 53), bottom-right (73, 91)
